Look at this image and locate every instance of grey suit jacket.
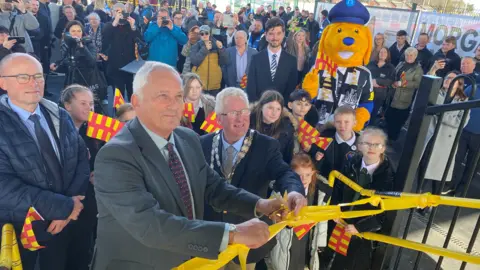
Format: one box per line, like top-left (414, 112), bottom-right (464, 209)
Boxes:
top-left (223, 46), bottom-right (257, 88)
top-left (92, 118), bottom-right (260, 270)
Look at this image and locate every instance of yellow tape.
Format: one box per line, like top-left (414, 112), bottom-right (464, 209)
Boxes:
top-left (175, 171), bottom-right (480, 269)
top-left (0, 224), bottom-right (23, 270)
top-left (359, 232), bottom-right (480, 265)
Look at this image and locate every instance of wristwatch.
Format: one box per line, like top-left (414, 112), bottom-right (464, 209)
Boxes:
top-left (228, 223), bottom-right (238, 244)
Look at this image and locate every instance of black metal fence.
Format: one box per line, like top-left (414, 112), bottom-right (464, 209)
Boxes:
top-left (374, 74), bottom-right (480, 269)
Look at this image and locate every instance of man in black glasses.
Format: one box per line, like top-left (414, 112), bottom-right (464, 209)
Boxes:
top-left (0, 53), bottom-right (90, 270)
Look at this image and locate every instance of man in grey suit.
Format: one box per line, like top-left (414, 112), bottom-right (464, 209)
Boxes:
top-left (223, 30), bottom-right (257, 89)
top-left (92, 62), bottom-right (285, 270)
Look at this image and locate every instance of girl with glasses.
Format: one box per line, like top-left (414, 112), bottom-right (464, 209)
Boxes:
top-left (326, 127), bottom-right (394, 270)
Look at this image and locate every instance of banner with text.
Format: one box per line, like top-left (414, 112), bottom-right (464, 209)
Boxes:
top-left (412, 12), bottom-right (480, 57)
top-left (315, 2), bottom-right (418, 47)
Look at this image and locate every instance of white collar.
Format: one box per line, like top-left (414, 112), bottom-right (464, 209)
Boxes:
top-left (335, 132), bottom-right (356, 146)
top-left (268, 47), bottom-right (282, 57)
top-left (361, 159), bottom-right (380, 175)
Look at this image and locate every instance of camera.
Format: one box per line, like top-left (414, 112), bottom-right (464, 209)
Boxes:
top-left (64, 33), bottom-right (80, 48)
top-left (8, 36), bottom-right (25, 44)
top-left (161, 16), bottom-right (169, 26)
top-left (122, 11), bottom-right (130, 20)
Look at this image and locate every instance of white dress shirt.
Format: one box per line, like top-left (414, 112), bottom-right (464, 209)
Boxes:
top-left (335, 132), bottom-right (356, 146)
top-left (267, 47), bottom-right (282, 75)
top-left (361, 159), bottom-right (380, 175)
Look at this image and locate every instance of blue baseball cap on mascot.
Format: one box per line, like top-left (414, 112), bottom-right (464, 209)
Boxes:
top-left (328, 0), bottom-right (370, 25)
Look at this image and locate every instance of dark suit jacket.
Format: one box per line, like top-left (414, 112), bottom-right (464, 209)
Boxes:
top-left (92, 119), bottom-right (260, 270)
top-left (246, 49), bottom-right (298, 102)
top-left (200, 131), bottom-right (304, 263)
top-left (223, 46), bottom-right (257, 88)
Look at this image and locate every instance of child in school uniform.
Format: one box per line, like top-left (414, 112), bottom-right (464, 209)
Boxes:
top-left (328, 127), bottom-right (395, 270)
top-left (269, 153), bottom-right (332, 270)
top-left (316, 106), bottom-right (359, 180)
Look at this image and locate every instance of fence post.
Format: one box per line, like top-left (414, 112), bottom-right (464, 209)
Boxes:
top-left (373, 75), bottom-right (443, 269)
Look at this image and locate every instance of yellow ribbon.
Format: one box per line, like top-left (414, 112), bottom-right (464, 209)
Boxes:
top-left (0, 224), bottom-right (23, 270)
top-left (175, 171), bottom-right (480, 269)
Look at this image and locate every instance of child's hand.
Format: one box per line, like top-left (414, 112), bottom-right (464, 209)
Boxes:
top-left (345, 224), bottom-right (359, 235)
top-left (302, 143), bottom-right (312, 152)
top-left (315, 152), bottom-right (324, 161)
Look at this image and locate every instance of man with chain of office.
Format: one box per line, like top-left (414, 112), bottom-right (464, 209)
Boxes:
top-left (199, 87), bottom-right (306, 270)
top-left (303, 0), bottom-right (374, 131)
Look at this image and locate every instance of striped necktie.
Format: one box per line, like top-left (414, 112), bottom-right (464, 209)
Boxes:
top-left (271, 53), bottom-right (278, 80)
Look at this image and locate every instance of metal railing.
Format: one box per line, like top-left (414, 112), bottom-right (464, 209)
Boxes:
top-left (376, 74), bottom-right (480, 269)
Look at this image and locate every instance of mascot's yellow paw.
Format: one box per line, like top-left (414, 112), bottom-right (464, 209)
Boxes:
top-left (302, 69), bottom-right (319, 99)
top-left (353, 107), bottom-right (370, 132)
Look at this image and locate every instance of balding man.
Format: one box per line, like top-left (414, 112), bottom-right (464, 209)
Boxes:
top-left (0, 53), bottom-right (90, 270)
top-left (223, 30), bottom-right (257, 88)
top-left (460, 57), bottom-right (479, 89)
top-left (93, 62), bottom-right (285, 270)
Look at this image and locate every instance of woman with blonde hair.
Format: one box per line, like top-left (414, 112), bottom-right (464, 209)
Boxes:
top-left (287, 29), bottom-right (311, 85)
top-left (180, 72), bottom-right (216, 135)
top-left (419, 71), bottom-right (468, 195)
top-left (371, 33), bottom-right (386, 62)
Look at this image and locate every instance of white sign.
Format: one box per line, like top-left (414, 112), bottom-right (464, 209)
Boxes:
top-left (412, 12), bottom-right (480, 57)
top-left (315, 2), bottom-right (418, 47)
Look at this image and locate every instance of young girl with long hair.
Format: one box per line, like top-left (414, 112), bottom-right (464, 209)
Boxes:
top-left (250, 90), bottom-right (296, 163)
top-left (270, 153), bottom-right (331, 270)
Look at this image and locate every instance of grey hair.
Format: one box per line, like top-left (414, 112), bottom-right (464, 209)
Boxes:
top-left (215, 87), bottom-right (249, 114)
top-left (139, 0), bottom-right (149, 5)
top-left (63, 5), bottom-right (76, 15)
top-left (235, 30), bottom-right (247, 40)
top-left (404, 47), bottom-right (418, 57)
top-left (112, 3), bottom-right (125, 11)
top-left (462, 56), bottom-right (477, 64)
top-left (132, 61), bottom-right (181, 99)
top-left (86, 12), bottom-right (100, 21)
top-left (189, 8), bottom-right (198, 20)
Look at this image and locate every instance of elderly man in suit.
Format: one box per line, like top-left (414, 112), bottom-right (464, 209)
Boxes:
top-left (223, 30), bottom-right (257, 89)
top-left (200, 87), bottom-right (306, 270)
top-left (246, 17), bottom-right (298, 102)
top-left (93, 62), bottom-right (287, 270)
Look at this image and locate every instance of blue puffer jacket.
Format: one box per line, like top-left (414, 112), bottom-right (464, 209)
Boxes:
top-left (144, 23), bottom-right (187, 67)
top-left (0, 96), bottom-right (90, 224)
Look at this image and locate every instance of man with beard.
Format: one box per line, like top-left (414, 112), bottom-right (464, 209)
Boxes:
top-left (246, 17), bottom-right (297, 102)
top-left (200, 87), bottom-right (306, 270)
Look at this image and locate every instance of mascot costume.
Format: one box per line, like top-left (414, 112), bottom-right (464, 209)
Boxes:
top-left (303, 0), bottom-right (373, 131)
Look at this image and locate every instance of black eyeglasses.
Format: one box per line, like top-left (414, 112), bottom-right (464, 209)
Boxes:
top-left (358, 142), bottom-right (384, 150)
top-left (200, 32), bottom-right (209, 36)
top-left (1, 73), bottom-right (45, 84)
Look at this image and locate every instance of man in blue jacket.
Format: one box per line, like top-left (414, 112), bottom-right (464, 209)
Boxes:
top-left (144, 8), bottom-right (187, 68)
top-left (0, 53), bottom-right (90, 270)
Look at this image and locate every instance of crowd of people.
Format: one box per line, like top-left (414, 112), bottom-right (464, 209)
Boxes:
top-left (0, 0), bottom-right (479, 270)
